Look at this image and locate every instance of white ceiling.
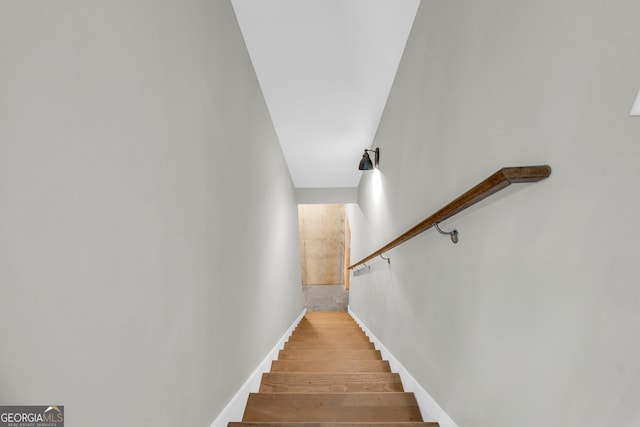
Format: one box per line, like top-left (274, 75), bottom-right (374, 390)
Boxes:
top-left (232, 0), bottom-right (420, 188)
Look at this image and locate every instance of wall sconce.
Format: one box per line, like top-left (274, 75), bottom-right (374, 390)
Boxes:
top-left (631, 88), bottom-right (640, 116)
top-left (358, 148), bottom-right (380, 170)
top-left (434, 222), bottom-right (459, 244)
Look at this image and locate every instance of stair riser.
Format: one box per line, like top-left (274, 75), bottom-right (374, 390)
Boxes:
top-left (288, 337), bottom-right (371, 343)
top-left (295, 323), bottom-right (363, 327)
top-left (260, 373), bottom-right (404, 393)
top-left (228, 422), bottom-right (439, 427)
top-left (284, 342), bottom-right (375, 350)
top-left (293, 327), bottom-right (366, 333)
top-left (271, 360), bottom-right (391, 373)
top-left (230, 423), bottom-right (439, 426)
top-left (297, 321), bottom-right (358, 325)
top-left (277, 350), bottom-right (382, 360)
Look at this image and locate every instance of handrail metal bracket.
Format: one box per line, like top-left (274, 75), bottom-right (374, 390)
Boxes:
top-left (434, 222), bottom-right (459, 244)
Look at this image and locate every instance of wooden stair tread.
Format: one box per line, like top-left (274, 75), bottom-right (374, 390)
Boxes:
top-left (293, 330), bottom-right (364, 334)
top-left (271, 360), bottom-right (390, 373)
top-left (303, 313), bottom-right (353, 319)
top-left (297, 321), bottom-right (359, 326)
top-left (292, 329), bottom-right (366, 335)
top-left (293, 331), bottom-right (365, 336)
top-left (284, 341), bottom-right (375, 350)
top-left (290, 334), bottom-right (367, 339)
top-left (242, 393), bottom-right (423, 422)
top-left (277, 350), bottom-right (382, 360)
top-left (287, 340), bottom-right (371, 345)
top-left (295, 324), bottom-right (363, 328)
top-left (260, 373), bottom-right (404, 393)
top-left (230, 423), bottom-right (439, 426)
top-left (296, 320), bottom-right (361, 325)
top-left (295, 323), bottom-right (362, 329)
top-left (295, 325), bottom-right (362, 330)
top-left (290, 334), bottom-right (368, 340)
top-left (295, 323), bottom-right (363, 328)
top-left (296, 320), bottom-right (361, 324)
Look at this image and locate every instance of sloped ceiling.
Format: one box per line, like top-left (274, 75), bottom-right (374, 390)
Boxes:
top-left (232, 0), bottom-right (420, 188)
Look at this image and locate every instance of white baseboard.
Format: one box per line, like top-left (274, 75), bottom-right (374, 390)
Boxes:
top-left (348, 306), bottom-right (458, 427)
top-left (210, 309), bottom-right (307, 427)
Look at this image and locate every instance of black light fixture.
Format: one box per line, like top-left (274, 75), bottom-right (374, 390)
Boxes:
top-left (358, 148), bottom-right (380, 170)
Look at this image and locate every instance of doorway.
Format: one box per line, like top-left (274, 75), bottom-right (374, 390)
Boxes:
top-left (298, 204), bottom-right (350, 311)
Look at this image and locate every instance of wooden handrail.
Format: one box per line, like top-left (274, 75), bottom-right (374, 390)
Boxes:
top-left (349, 165), bottom-right (552, 269)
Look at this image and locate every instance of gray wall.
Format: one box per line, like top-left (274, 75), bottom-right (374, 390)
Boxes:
top-left (0, 1), bottom-right (303, 426)
top-left (349, 1), bottom-right (640, 426)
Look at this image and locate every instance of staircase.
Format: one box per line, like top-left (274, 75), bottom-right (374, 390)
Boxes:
top-left (229, 311), bottom-right (438, 426)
